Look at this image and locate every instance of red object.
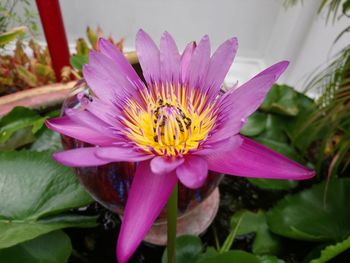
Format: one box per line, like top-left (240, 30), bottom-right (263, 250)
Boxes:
top-left (35, 0), bottom-right (70, 81)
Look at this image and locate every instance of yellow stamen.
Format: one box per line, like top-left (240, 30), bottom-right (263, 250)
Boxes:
top-left (121, 84), bottom-right (217, 156)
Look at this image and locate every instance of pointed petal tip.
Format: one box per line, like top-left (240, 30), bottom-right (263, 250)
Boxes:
top-left (228, 36), bottom-right (238, 46)
top-left (98, 37), bottom-right (111, 49)
top-left (136, 28), bottom-right (148, 40)
top-left (297, 168), bottom-right (316, 180)
top-left (45, 117), bottom-right (63, 133)
top-left (272, 60), bottom-right (290, 76)
top-left (116, 244), bottom-right (131, 263)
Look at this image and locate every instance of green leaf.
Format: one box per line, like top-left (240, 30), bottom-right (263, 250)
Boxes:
top-left (0, 107), bottom-right (45, 145)
top-left (29, 129), bottom-right (62, 152)
top-left (258, 255), bottom-right (285, 263)
top-left (267, 178), bottom-right (350, 242)
top-left (230, 210), bottom-right (281, 255)
top-left (0, 127), bottom-right (36, 151)
top-left (197, 250), bottom-right (260, 263)
top-left (162, 235), bottom-right (203, 263)
top-left (309, 235), bottom-right (350, 263)
top-left (70, 54), bottom-right (88, 70)
top-left (260, 85), bottom-right (299, 116)
top-left (0, 151), bottom-right (95, 248)
top-left (0, 230), bottom-right (72, 263)
top-left (240, 112), bottom-right (267, 137)
top-left (0, 26), bottom-right (26, 46)
top-left (255, 114), bottom-right (289, 143)
top-left (248, 178), bottom-right (298, 190)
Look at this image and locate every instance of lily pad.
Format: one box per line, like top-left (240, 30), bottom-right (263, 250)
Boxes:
top-left (0, 107), bottom-right (46, 146)
top-left (267, 178), bottom-right (350, 242)
top-left (260, 85), bottom-right (299, 116)
top-left (258, 255), bottom-right (285, 263)
top-left (309, 235), bottom-right (350, 263)
top-left (231, 210), bottom-right (281, 255)
top-left (29, 129), bottom-right (62, 152)
top-left (0, 230), bottom-right (71, 263)
top-left (162, 235), bottom-right (203, 263)
top-left (240, 112), bottom-right (267, 137)
top-left (0, 151), bottom-right (95, 248)
top-left (197, 250), bottom-right (260, 263)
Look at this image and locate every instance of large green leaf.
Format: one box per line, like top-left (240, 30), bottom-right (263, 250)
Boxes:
top-left (0, 151), bottom-right (95, 248)
top-left (309, 235), bottom-right (350, 263)
top-left (0, 230), bottom-right (72, 263)
top-left (197, 250), bottom-right (260, 263)
top-left (29, 129), bottom-right (62, 152)
top-left (240, 112), bottom-right (267, 137)
top-left (162, 235), bottom-right (203, 263)
top-left (231, 210), bottom-right (281, 255)
top-left (260, 85), bottom-right (299, 116)
top-left (0, 107), bottom-right (45, 145)
top-left (267, 178), bottom-right (350, 242)
top-left (258, 255), bottom-right (285, 263)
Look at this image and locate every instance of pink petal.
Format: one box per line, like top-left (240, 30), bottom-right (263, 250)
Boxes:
top-left (95, 146), bottom-right (153, 162)
top-left (85, 97), bottom-right (120, 126)
top-left (205, 136), bottom-right (315, 180)
top-left (117, 160), bottom-right (177, 263)
top-left (46, 116), bottom-right (115, 146)
top-left (84, 51), bottom-right (136, 102)
top-left (186, 35), bottom-right (210, 90)
top-left (176, 155), bottom-right (208, 189)
top-left (65, 108), bottom-right (116, 137)
top-left (150, 156), bottom-right (184, 175)
top-left (196, 135), bottom-right (243, 156)
top-left (53, 147), bottom-right (110, 167)
top-left (180, 41), bottom-right (196, 83)
top-left (98, 38), bottom-right (142, 86)
top-left (160, 31), bottom-right (181, 83)
top-left (209, 61), bottom-right (289, 143)
top-left (136, 29), bottom-right (160, 84)
top-left (204, 37), bottom-right (238, 101)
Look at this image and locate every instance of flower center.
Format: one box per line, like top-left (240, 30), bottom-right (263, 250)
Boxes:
top-left (121, 83), bottom-right (217, 156)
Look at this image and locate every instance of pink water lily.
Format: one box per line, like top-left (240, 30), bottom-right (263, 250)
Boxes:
top-left (47, 30), bottom-right (315, 263)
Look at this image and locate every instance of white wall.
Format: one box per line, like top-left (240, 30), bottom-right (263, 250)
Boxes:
top-left (19, 0), bottom-right (350, 92)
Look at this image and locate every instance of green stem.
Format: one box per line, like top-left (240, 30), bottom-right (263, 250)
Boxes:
top-left (167, 183), bottom-right (178, 263)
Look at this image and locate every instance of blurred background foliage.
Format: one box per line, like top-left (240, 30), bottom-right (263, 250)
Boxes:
top-left (0, 0), bottom-right (349, 262)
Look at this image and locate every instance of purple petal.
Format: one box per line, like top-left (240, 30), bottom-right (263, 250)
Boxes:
top-left (46, 116), bottom-right (115, 146)
top-left (136, 29), bottom-right (160, 84)
top-left (98, 38), bottom-right (142, 86)
top-left (204, 37), bottom-right (238, 101)
top-left (95, 146), bottom-right (153, 162)
top-left (65, 109), bottom-right (117, 139)
top-left (85, 97), bottom-right (120, 126)
top-left (209, 61), bottom-right (289, 143)
top-left (117, 160), bottom-right (177, 263)
top-left (180, 41), bottom-right (196, 83)
top-left (150, 156), bottom-right (184, 175)
top-left (176, 155), bottom-right (208, 189)
top-left (53, 147), bottom-right (110, 167)
top-left (196, 135), bottom-right (242, 156)
top-left (84, 51), bottom-right (136, 103)
top-left (160, 31), bottom-right (181, 84)
top-left (205, 136), bottom-right (315, 180)
top-left (186, 35), bottom-right (210, 90)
